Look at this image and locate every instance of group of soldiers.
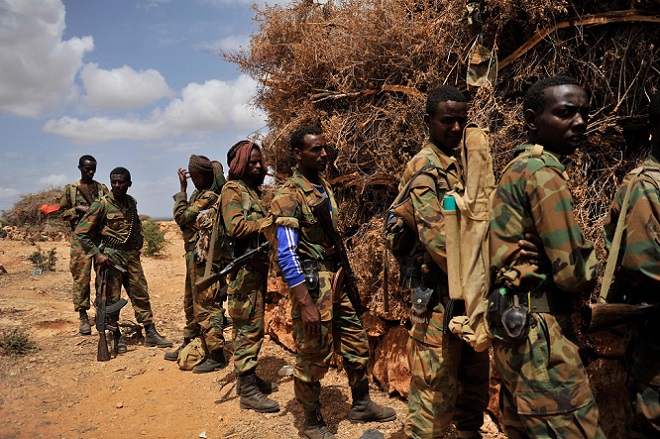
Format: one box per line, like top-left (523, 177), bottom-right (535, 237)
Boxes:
top-left (59, 74), bottom-right (660, 439)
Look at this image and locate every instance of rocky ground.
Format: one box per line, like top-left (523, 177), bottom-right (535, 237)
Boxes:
top-left (0, 222), bottom-right (505, 439)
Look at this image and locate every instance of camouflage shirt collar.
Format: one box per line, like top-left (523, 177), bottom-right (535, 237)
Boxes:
top-left (292, 167), bottom-right (330, 194)
top-left (514, 143), bottom-right (566, 171)
top-left (424, 139), bottom-right (461, 172)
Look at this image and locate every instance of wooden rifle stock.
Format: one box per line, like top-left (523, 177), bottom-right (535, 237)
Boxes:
top-left (583, 302), bottom-right (657, 333)
top-left (195, 241), bottom-right (269, 292)
top-left (96, 267), bottom-right (110, 361)
top-left (311, 200), bottom-right (365, 317)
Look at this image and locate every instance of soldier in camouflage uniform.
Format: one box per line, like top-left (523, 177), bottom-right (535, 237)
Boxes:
top-left (270, 126), bottom-right (395, 439)
top-left (489, 75), bottom-right (604, 438)
top-left (75, 167), bottom-right (172, 354)
top-left (165, 155), bottom-right (227, 373)
top-left (220, 140), bottom-right (279, 413)
top-left (60, 155), bottom-right (109, 335)
top-left (604, 90), bottom-right (660, 437)
top-left (401, 86), bottom-right (490, 439)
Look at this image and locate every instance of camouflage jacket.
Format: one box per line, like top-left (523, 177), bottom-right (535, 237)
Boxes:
top-left (604, 151), bottom-right (660, 300)
top-left (400, 140), bottom-right (462, 346)
top-left (59, 180), bottom-right (109, 229)
top-left (173, 188), bottom-right (218, 252)
top-left (221, 180), bottom-right (269, 257)
top-left (270, 168), bottom-right (339, 262)
top-left (490, 144), bottom-right (598, 294)
top-left (399, 139), bottom-right (463, 273)
top-left (75, 192), bottom-right (143, 266)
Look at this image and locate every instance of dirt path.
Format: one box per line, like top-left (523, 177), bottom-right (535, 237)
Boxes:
top-left (0, 223), bottom-right (503, 439)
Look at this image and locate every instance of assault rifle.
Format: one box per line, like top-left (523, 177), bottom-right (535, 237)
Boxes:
top-left (582, 302), bottom-right (658, 333)
top-left (96, 263), bottom-right (128, 361)
top-left (195, 241), bottom-right (269, 292)
top-left (311, 199), bottom-right (365, 317)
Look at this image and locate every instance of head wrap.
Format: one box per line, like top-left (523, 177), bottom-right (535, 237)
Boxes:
top-left (227, 140), bottom-right (267, 181)
top-left (188, 154), bottom-right (214, 177)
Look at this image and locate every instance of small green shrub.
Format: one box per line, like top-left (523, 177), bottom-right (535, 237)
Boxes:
top-left (0, 327), bottom-right (37, 356)
top-left (142, 220), bottom-right (167, 256)
top-left (27, 247), bottom-right (57, 271)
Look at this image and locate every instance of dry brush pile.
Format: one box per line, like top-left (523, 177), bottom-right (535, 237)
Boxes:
top-left (229, 1), bottom-right (659, 435)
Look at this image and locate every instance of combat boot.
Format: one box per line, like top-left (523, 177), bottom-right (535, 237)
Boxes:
top-left (236, 373), bottom-right (279, 395)
top-left (78, 309), bottom-right (91, 335)
top-left (143, 323), bottom-right (173, 348)
top-left (192, 348), bottom-right (226, 374)
top-left (164, 338), bottom-right (190, 361)
top-left (303, 407), bottom-right (335, 439)
top-left (237, 372), bottom-right (279, 413)
top-left (113, 330), bottom-right (127, 354)
top-left (349, 380), bottom-right (396, 423)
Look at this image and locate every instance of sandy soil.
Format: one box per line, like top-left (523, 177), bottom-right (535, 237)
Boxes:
top-left (0, 222), bottom-right (503, 439)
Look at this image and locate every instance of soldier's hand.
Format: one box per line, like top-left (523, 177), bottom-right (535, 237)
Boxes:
top-left (75, 205), bottom-right (89, 214)
top-left (178, 168), bottom-right (188, 192)
top-left (518, 233), bottom-right (549, 267)
top-left (94, 252), bottom-right (110, 267)
top-left (291, 283), bottom-right (322, 337)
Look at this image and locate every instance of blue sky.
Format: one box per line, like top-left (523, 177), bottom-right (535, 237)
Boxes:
top-left (0, 0), bottom-right (280, 219)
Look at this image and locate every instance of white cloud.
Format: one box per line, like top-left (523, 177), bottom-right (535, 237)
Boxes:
top-left (0, 0), bottom-right (94, 118)
top-left (0, 187), bottom-right (20, 202)
top-left (204, 34), bottom-right (251, 52)
top-left (81, 63), bottom-right (171, 111)
top-left (38, 174), bottom-right (68, 188)
top-left (43, 74), bottom-right (266, 144)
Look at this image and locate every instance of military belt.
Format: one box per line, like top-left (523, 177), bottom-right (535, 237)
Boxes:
top-left (514, 290), bottom-right (571, 314)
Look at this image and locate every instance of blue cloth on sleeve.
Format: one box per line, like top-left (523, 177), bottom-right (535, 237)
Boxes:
top-left (276, 225), bottom-right (305, 288)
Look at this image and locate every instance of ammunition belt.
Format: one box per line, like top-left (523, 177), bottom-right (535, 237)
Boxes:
top-left (102, 236), bottom-right (139, 251)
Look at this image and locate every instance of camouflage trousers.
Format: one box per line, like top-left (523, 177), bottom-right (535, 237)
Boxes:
top-left (70, 234), bottom-right (93, 311)
top-left (291, 269), bottom-right (370, 411)
top-left (493, 313), bottom-right (605, 439)
top-left (181, 251), bottom-right (225, 352)
top-left (96, 249), bottom-right (153, 324)
top-left (228, 266), bottom-right (267, 376)
top-left (405, 333), bottom-right (490, 438)
top-left (628, 328), bottom-right (660, 435)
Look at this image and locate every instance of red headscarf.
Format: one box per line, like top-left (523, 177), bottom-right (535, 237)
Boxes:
top-left (227, 140), bottom-right (267, 181)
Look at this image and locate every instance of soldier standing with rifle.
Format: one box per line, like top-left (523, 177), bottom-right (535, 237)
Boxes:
top-left (603, 90), bottom-right (660, 437)
top-left (220, 140), bottom-right (279, 413)
top-left (75, 167), bottom-right (172, 354)
top-left (165, 155), bottom-right (227, 374)
top-left (270, 126), bottom-right (395, 439)
top-left (59, 155), bottom-right (108, 335)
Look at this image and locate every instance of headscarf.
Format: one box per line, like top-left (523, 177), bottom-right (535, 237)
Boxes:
top-left (188, 154), bottom-right (214, 177)
top-left (227, 140), bottom-right (267, 181)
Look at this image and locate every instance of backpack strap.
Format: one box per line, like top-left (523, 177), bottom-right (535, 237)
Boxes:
top-left (597, 165), bottom-right (645, 303)
top-left (388, 164), bottom-right (444, 210)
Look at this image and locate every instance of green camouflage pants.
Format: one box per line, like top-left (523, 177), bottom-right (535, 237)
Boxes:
top-left (70, 234), bottom-right (93, 311)
top-left (228, 266), bottom-right (266, 376)
top-left (629, 328), bottom-right (660, 435)
top-left (291, 269), bottom-right (370, 411)
top-left (493, 313), bottom-right (605, 439)
top-left (181, 251), bottom-right (225, 352)
top-left (405, 332), bottom-right (490, 438)
top-left (96, 249), bottom-right (153, 324)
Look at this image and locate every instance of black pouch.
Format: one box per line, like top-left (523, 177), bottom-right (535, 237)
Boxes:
top-left (302, 260), bottom-right (320, 299)
top-left (488, 286), bottom-right (530, 343)
top-left (411, 286), bottom-right (434, 324)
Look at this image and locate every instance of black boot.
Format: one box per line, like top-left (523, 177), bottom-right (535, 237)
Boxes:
top-left (236, 373), bottom-right (279, 395)
top-left (143, 323), bottom-right (173, 348)
top-left (303, 407), bottom-right (335, 439)
top-left (192, 348), bottom-right (226, 374)
top-left (164, 338), bottom-right (190, 361)
top-left (113, 329), bottom-right (127, 354)
top-left (78, 309), bottom-right (91, 335)
top-left (237, 372), bottom-right (279, 413)
top-left (349, 380), bottom-right (396, 423)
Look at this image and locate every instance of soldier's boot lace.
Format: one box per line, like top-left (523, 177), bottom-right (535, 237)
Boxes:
top-left (349, 380), bottom-right (396, 423)
top-left (143, 323), bottom-right (173, 348)
top-left (78, 309), bottom-right (92, 335)
top-left (192, 348), bottom-right (226, 374)
top-left (113, 329), bottom-right (127, 354)
top-left (236, 374), bottom-right (279, 395)
top-left (164, 337), bottom-right (190, 361)
top-left (237, 372), bottom-right (280, 413)
top-left (303, 407), bottom-right (335, 439)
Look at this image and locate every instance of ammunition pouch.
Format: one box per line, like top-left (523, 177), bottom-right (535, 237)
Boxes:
top-left (302, 259), bottom-right (320, 299)
top-left (488, 287), bottom-right (531, 343)
top-left (411, 286), bottom-right (434, 325)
